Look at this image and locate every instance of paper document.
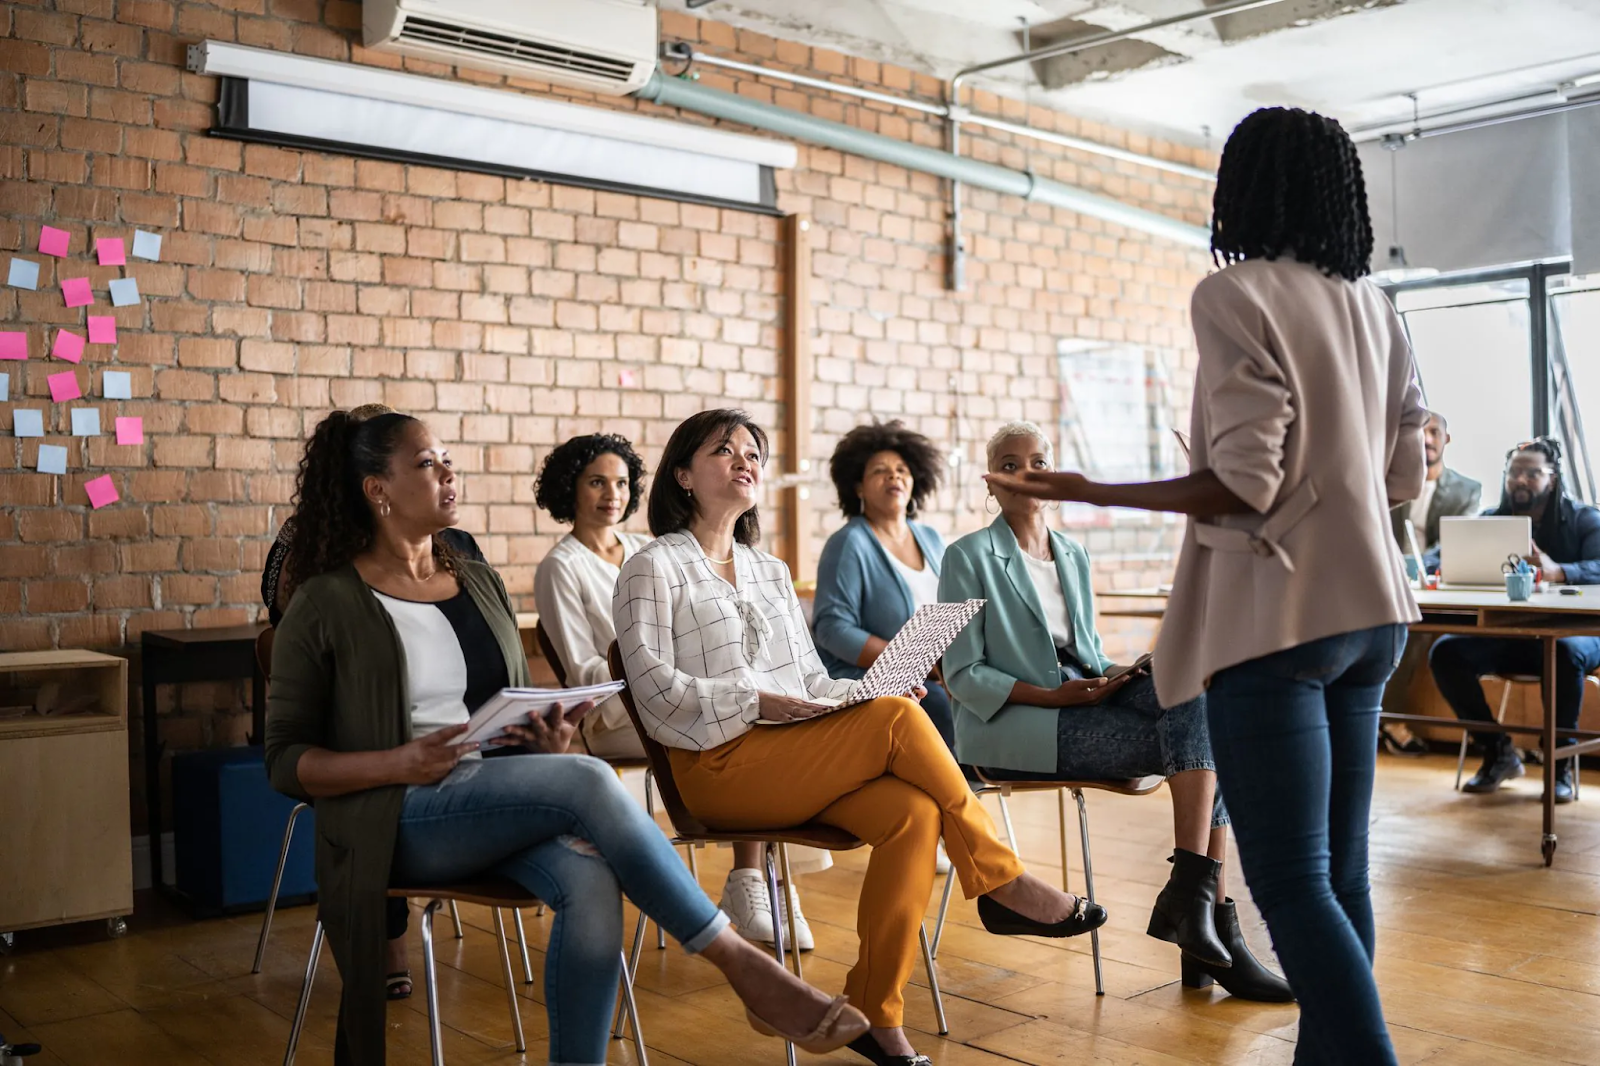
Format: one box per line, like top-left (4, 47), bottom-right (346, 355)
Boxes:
top-left (835, 599), bottom-right (984, 710)
top-left (461, 682), bottom-right (626, 747)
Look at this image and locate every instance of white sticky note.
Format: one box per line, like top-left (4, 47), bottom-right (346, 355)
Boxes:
top-left (0, 373), bottom-right (7, 402)
top-left (36, 444), bottom-right (68, 475)
top-left (102, 370), bottom-right (132, 399)
top-left (109, 277), bottom-right (140, 307)
top-left (71, 407), bottom-right (101, 437)
top-left (132, 230), bottom-right (162, 261)
top-left (13, 409), bottom-right (44, 437)
top-left (7, 258), bottom-right (39, 290)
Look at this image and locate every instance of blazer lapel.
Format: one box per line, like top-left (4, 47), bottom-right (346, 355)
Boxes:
top-left (988, 518), bottom-right (1048, 630)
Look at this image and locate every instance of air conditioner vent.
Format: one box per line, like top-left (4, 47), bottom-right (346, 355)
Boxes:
top-left (396, 16), bottom-right (637, 85)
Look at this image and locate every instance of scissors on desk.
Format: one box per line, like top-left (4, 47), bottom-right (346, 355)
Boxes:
top-left (1502, 554), bottom-right (1533, 576)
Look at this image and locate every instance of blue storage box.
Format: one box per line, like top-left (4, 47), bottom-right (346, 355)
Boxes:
top-left (172, 746), bottom-right (316, 913)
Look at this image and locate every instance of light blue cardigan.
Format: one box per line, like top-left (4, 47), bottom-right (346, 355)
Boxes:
top-left (813, 515), bottom-right (946, 679)
top-left (939, 517), bottom-right (1110, 774)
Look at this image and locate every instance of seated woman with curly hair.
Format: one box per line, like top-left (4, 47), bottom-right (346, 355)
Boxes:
top-left (813, 421), bottom-right (953, 751)
top-left (533, 433), bottom-right (653, 759)
top-left (266, 410), bottom-right (868, 1065)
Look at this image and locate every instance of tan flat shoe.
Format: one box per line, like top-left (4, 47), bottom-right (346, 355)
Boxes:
top-left (745, 994), bottom-right (870, 1054)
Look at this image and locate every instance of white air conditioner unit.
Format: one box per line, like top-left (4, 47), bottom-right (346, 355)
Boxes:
top-left (364, 0), bottom-right (658, 96)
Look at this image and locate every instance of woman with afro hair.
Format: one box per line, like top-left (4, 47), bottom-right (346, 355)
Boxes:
top-left (533, 433), bottom-right (652, 758)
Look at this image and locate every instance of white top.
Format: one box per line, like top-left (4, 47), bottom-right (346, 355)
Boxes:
top-left (888, 550), bottom-right (941, 610)
top-left (613, 530), bottom-right (858, 750)
top-left (1021, 551), bottom-right (1074, 651)
top-left (371, 589), bottom-right (475, 754)
top-left (1408, 476), bottom-right (1438, 533)
top-left (534, 531), bottom-right (652, 736)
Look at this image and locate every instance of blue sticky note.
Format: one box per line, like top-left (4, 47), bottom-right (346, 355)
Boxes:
top-left (71, 407), bottom-right (101, 437)
top-left (7, 258), bottom-right (39, 290)
top-left (13, 409), bottom-right (43, 437)
top-left (36, 443), bottom-right (68, 475)
top-left (132, 230), bottom-right (162, 261)
top-left (102, 370), bottom-right (132, 400)
top-left (109, 277), bottom-right (140, 307)
top-left (0, 372), bottom-right (7, 402)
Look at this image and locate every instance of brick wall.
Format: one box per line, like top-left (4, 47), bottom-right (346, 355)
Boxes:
top-left (0, 2), bottom-right (1216, 824)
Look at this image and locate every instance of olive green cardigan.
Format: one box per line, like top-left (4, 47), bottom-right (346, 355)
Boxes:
top-left (265, 561), bottom-right (530, 1066)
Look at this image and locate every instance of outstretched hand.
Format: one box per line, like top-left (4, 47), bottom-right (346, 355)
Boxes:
top-left (984, 470), bottom-right (1092, 502)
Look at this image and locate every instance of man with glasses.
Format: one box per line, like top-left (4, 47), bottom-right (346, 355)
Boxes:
top-left (1428, 438), bottom-right (1600, 802)
top-left (1380, 411), bottom-right (1481, 755)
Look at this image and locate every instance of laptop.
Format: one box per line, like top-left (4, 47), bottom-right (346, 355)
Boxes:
top-left (1438, 516), bottom-right (1532, 588)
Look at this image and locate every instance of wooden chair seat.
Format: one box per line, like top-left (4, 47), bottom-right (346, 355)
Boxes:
top-left (388, 877), bottom-right (539, 909)
top-left (969, 771), bottom-right (1165, 798)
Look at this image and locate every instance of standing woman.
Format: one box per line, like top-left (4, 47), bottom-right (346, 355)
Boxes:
top-left (813, 421), bottom-right (953, 750)
top-left (988, 107), bottom-right (1426, 1064)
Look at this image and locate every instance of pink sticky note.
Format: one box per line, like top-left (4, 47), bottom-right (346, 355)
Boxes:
top-left (52, 329), bottom-right (84, 363)
top-left (48, 370), bottom-right (81, 403)
top-left (39, 226), bottom-right (70, 257)
top-left (84, 474), bottom-right (119, 510)
top-left (62, 277), bottom-right (92, 308)
top-left (0, 332), bottom-right (25, 360)
top-left (115, 416), bottom-right (144, 446)
top-left (87, 316), bottom-right (117, 344)
top-left (96, 238), bottom-right (126, 266)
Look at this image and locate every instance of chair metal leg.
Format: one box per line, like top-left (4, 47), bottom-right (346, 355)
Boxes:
top-left (930, 868), bottom-right (956, 958)
top-left (997, 791), bottom-right (1017, 848)
top-left (1056, 787), bottom-right (1072, 894)
top-left (617, 949), bottom-right (650, 1066)
top-left (420, 900), bottom-right (446, 1066)
top-left (535, 903), bottom-right (546, 918)
top-left (778, 843), bottom-right (803, 980)
top-left (449, 899), bottom-right (463, 939)
top-left (644, 774), bottom-right (666, 950)
top-left (613, 910), bottom-right (648, 1039)
top-left (282, 919), bottom-right (323, 1066)
top-left (513, 908), bottom-right (534, 985)
top-left (492, 909), bottom-right (526, 1053)
top-left (919, 922), bottom-right (948, 1035)
top-left (254, 802), bottom-right (308, 974)
top-left (686, 840), bottom-right (701, 884)
top-left (763, 843), bottom-right (798, 1066)
top-left (1072, 789), bottom-right (1104, 996)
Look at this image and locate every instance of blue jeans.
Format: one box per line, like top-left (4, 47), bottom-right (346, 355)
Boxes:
top-left (986, 674), bottom-right (1227, 827)
top-left (392, 754), bottom-right (729, 1066)
top-left (1207, 624), bottom-right (1405, 1066)
top-left (1429, 634), bottom-right (1600, 749)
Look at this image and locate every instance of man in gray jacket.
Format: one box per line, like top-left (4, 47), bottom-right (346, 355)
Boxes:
top-left (1381, 410), bottom-right (1482, 754)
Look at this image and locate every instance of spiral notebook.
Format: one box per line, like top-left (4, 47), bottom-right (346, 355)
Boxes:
top-left (825, 599), bottom-right (985, 710)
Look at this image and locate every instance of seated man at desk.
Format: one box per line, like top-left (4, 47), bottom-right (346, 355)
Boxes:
top-left (1429, 438), bottom-right (1600, 801)
top-left (1381, 410), bottom-right (1481, 755)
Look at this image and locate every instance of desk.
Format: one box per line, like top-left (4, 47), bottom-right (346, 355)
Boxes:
top-left (141, 624), bottom-right (267, 893)
top-left (1097, 586), bottom-right (1600, 866)
top-left (516, 612), bottom-right (540, 659)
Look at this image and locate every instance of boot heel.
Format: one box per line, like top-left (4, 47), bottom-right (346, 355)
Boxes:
top-left (1181, 956), bottom-right (1215, 990)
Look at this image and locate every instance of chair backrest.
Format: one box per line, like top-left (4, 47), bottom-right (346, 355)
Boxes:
top-left (535, 620), bottom-right (569, 687)
top-left (607, 641), bottom-right (712, 837)
top-left (255, 627), bottom-right (275, 680)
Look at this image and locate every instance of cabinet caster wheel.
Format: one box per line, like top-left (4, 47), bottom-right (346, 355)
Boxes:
top-left (106, 917), bottom-right (128, 939)
top-left (0, 932), bottom-right (13, 956)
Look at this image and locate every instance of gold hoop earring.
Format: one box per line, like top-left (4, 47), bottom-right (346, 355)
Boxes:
top-left (380, 500), bottom-right (390, 518)
top-left (984, 494), bottom-right (999, 516)
top-left (1048, 499), bottom-right (1062, 512)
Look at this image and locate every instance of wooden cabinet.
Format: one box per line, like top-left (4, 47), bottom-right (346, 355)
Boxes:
top-left (0, 650), bottom-right (133, 934)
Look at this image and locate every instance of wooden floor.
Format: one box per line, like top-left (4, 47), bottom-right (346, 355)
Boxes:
top-left (4, 752), bottom-right (1599, 1065)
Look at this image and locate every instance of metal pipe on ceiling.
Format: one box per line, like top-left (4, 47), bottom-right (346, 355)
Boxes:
top-left (943, 0), bottom-right (1294, 288)
top-left (633, 71), bottom-right (1210, 249)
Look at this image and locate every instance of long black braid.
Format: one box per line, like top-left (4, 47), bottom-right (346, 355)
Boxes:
top-left (1211, 107), bottom-right (1374, 282)
top-left (1496, 436), bottom-right (1568, 545)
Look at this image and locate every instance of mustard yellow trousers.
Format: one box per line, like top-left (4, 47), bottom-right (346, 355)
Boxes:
top-left (670, 696), bottom-right (1024, 1026)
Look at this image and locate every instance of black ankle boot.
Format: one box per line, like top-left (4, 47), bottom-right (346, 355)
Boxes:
top-left (1182, 898), bottom-right (1295, 1002)
top-left (1146, 848), bottom-right (1231, 968)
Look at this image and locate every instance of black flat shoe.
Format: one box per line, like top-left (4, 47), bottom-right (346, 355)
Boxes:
top-left (847, 1033), bottom-right (931, 1066)
top-left (977, 892), bottom-right (1107, 938)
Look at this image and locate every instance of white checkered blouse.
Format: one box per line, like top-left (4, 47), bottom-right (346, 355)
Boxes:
top-left (613, 531), bottom-right (857, 750)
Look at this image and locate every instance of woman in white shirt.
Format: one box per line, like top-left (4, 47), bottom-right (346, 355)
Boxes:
top-left (533, 434), bottom-right (653, 758)
top-left (614, 409), bottom-right (1101, 1066)
top-left (941, 423), bottom-right (1290, 1003)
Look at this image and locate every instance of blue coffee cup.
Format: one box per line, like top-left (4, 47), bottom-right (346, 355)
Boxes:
top-left (1403, 557), bottom-right (1420, 582)
top-left (1506, 571), bottom-right (1534, 601)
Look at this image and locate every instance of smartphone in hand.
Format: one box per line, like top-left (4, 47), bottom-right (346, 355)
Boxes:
top-left (1104, 652), bottom-right (1153, 680)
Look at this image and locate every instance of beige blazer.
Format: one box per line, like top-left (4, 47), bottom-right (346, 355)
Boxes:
top-left (1153, 258), bottom-right (1428, 706)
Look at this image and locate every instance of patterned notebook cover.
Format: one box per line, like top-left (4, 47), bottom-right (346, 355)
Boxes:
top-left (838, 599), bottom-right (985, 708)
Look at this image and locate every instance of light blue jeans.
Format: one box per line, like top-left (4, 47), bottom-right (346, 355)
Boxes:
top-left (391, 754), bottom-right (729, 1066)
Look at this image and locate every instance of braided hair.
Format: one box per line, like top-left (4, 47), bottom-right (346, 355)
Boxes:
top-left (1210, 107), bottom-right (1374, 282)
top-left (1496, 436), bottom-right (1569, 545)
top-left (281, 411), bottom-right (458, 599)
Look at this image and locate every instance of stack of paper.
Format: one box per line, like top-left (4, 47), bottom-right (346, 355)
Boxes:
top-left (461, 681), bottom-right (628, 746)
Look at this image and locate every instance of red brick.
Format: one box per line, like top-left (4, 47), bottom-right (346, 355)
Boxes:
top-left (95, 575), bottom-right (154, 609)
top-left (57, 51), bottom-right (119, 87)
top-left (0, 41), bottom-right (51, 77)
top-left (25, 80), bottom-right (88, 117)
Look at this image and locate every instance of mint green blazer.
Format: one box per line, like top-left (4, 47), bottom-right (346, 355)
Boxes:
top-left (938, 517), bottom-right (1110, 774)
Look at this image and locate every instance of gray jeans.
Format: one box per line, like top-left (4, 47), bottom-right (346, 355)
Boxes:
top-left (987, 672), bottom-right (1227, 827)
